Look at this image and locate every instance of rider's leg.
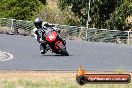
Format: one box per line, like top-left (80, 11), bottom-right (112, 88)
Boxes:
top-left (40, 34), bottom-right (49, 54)
top-left (40, 42), bottom-right (47, 54)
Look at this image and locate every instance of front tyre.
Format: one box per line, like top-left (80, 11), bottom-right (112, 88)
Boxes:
top-left (57, 43), bottom-right (69, 56)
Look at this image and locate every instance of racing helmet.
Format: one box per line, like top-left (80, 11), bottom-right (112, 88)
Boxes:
top-left (34, 18), bottom-right (43, 29)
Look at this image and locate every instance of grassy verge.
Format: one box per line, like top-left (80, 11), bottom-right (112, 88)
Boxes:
top-left (0, 27), bottom-right (13, 31)
top-left (0, 71), bottom-right (131, 88)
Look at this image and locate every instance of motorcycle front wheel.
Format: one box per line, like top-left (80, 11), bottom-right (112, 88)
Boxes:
top-left (56, 43), bottom-right (69, 56)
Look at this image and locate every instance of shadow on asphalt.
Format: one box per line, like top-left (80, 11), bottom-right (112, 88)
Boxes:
top-left (41, 54), bottom-right (73, 57)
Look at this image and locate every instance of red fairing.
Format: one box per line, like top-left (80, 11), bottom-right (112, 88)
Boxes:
top-left (45, 31), bottom-right (57, 42)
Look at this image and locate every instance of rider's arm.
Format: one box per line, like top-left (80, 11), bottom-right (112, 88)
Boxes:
top-left (33, 28), bottom-right (38, 37)
top-left (33, 28), bottom-right (41, 43)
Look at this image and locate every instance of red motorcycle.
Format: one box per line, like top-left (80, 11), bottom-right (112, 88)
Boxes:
top-left (39, 28), bottom-right (69, 56)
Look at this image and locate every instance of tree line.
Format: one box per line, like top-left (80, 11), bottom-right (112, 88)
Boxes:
top-left (58, 0), bottom-right (132, 30)
top-left (0, 0), bottom-right (131, 30)
top-left (0, 0), bottom-right (46, 20)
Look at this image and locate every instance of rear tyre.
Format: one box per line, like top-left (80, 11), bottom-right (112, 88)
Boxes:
top-left (57, 43), bottom-right (69, 56)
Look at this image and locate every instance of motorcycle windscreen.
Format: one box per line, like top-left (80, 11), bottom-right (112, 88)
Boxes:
top-left (45, 31), bottom-right (57, 42)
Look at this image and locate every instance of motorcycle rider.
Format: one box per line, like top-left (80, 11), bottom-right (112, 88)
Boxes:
top-left (33, 18), bottom-right (66, 54)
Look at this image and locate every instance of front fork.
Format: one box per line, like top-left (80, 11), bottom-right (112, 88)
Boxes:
top-left (57, 33), bottom-right (66, 45)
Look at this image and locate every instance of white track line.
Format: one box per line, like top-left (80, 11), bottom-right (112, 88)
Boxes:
top-left (0, 51), bottom-right (13, 62)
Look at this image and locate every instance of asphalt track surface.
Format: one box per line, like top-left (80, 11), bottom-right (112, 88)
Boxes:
top-left (0, 34), bottom-right (132, 71)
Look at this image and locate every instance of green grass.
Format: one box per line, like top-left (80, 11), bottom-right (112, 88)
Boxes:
top-left (0, 78), bottom-right (131, 88)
